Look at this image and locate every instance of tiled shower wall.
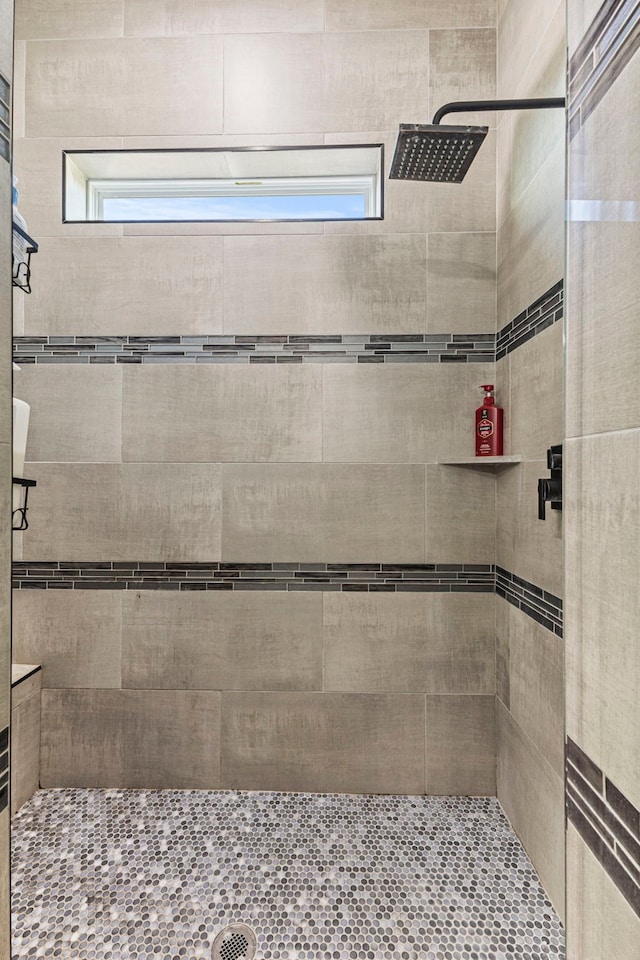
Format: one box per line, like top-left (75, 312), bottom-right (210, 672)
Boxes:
top-left (11, 1), bottom-right (500, 796)
top-left (495, 0), bottom-right (566, 918)
top-left (565, 0), bottom-right (640, 954)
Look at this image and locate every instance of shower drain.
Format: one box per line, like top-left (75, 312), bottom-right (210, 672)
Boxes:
top-left (212, 923), bottom-right (257, 960)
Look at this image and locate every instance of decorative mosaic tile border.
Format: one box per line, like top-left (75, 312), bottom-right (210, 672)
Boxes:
top-left (566, 737), bottom-right (640, 918)
top-left (569, 0), bottom-right (640, 140)
top-left (12, 333), bottom-right (496, 365)
top-left (496, 280), bottom-right (563, 360)
top-left (0, 726), bottom-right (8, 814)
top-left (496, 565), bottom-right (563, 638)
top-left (0, 73), bottom-right (10, 164)
top-left (12, 561), bottom-right (495, 592)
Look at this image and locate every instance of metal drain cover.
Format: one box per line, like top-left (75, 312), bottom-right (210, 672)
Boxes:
top-left (212, 923), bottom-right (257, 960)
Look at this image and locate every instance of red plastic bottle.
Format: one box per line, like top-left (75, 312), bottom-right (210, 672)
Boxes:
top-left (475, 384), bottom-right (503, 457)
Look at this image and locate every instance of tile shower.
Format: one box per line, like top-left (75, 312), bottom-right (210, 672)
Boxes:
top-left (2, 1), bottom-right (640, 960)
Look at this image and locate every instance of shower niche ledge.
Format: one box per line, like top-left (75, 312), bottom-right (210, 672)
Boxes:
top-left (437, 455), bottom-right (523, 466)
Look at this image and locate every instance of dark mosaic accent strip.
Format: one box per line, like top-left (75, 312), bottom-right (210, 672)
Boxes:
top-left (0, 72), bottom-right (10, 165)
top-left (569, 0), bottom-right (640, 139)
top-left (13, 333), bottom-right (497, 365)
top-left (12, 561), bottom-right (496, 593)
top-left (496, 280), bottom-right (564, 361)
top-left (566, 737), bottom-right (640, 918)
top-left (0, 725), bottom-right (8, 814)
top-left (496, 565), bottom-right (563, 637)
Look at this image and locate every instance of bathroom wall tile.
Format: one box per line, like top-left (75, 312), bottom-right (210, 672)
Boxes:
top-left (326, 0), bottom-right (496, 30)
top-left (10, 669), bottom-right (41, 710)
top-left (221, 463), bottom-right (425, 562)
top-left (124, 0), bottom-right (324, 36)
top-left (495, 597), bottom-right (510, 709)
top-left (0, 810), bottom-right (9, 960)
top-left (425, 464), bottom-right (496, 564)
top-left (40, 689), bottom-right (221, 788)
top-left (323, 594), bottom-right (495, 695)
top-left (223, 235), bottom-right (427, 335)
top-left (12, 590), bottom-right (122, 688)
top-left (566, 825), bottom-right (640, 960)
top-left (15, 0), bottom-right (124, 41)
top-left (565, 432), bottom-right (640, 813)
top-left (498, 0), bottom-right (563, 97)
top-left (21, 463), bottom-right (222, 561)
top-left (497, 700), bottom-right (565, 918)
top-left (426, 233), bottom-right (496, 334)
top-left (497, 141), bottom-right (565, 328)
top-left (496, 459), bottom-right (562, 596)
top-left (0, 0), bottom-right (11, 77)
top-left (122, 591), bottom-right (322, 691)
top-left (220, 692), bottom-right (425, 794)
top-left (496, 114), bottom-right (513, 230)
top-left (567, 0), bottom-right (604, 56)
top-left (507, 321), bottom-right (563, 460)
top-left (25, 36), bottom-right (223, 137)
top-left (322, 364), bottom-right (496, 464)
top-left (24, 237), bottom-right (223, 336)
top-left (12, 137), bottom-right (124, 238)
top-left (10, 692), bottom-right (40, 814)
top-left (122, 364), bottom-right (322, 463)
top-left (425, 695), bottom-right (496, 796)
top-left (429, 29), bottom-right (497, 127)
top-left (16, 365), bottom-right (123, 463)
top-left (501, 600), bottom-right (564, 776)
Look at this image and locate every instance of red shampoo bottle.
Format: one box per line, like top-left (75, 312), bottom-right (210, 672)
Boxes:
top-left (475, 384), bottom-right (503, 457)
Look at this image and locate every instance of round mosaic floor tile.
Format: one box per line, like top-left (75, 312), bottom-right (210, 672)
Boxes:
top-left (11, 790), bottom-right (565, 960)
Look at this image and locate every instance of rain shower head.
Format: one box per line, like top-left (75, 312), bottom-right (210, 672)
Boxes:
top-left (389, 123), bottom-right (488, 184)
top-left (390, 97), bottom-right (566, 184)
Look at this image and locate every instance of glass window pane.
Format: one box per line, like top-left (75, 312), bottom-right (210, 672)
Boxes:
top-left (101, 193), bottom-right (367, 221)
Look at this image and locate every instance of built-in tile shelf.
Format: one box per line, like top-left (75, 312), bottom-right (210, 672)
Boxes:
top-left (437, 455), bottom-right (523, 466)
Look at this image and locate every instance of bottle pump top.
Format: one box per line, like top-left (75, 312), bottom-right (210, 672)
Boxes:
top-left (480, 384), bottom-right (495, 405)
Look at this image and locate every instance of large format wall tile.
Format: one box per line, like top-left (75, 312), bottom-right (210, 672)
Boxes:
top-left (322, 364), bottom-right (495, 464)
top-left (425, 695), bottom-right (496, 795)
top-left (429, 29), bottom-right (496, 126)
top-left (497, 701), bottom-right (565, 918)
top-left (122, 364), bottom-right (322, 463)
top-left (41, 689), bottom-right (221, 788)
top-left (498, 0), bottom-right (563, 98)
top-left (10, 687), bottom-right (40, 814)
top-left (15, 0), bottom-right (124, 41)
top-left (507, 321), bottom-right (564, 459)
top-left (326, 0), bottom-right (495, 30)
top-left (124, 0), bottom-right (324, 36)
top-left (17, 365), bottom-right (123, 462)
top-left (565, 432), bottom-right (640, 812)
top-left (22, 463), bottom-right (222, 561)
top-left (122, 591), bottom-right (323, 691)
top-left (24, 237), bottom-right (224, 336)
top-left (223, 235), bottom-right (427, 334)
top-left (13, 590), bottom-right (122, 688)
top-left (426, 232), bottom-right (496, 333)
top-left (425, 464), bottom-right (496, 563)
top-left (25, 36), bottom-right (223, 137)
top-left (221, 463), bottom-right (425, 561)
top-left (324, 593), bottom-right (494, 694)
top-left (220, 692), bottom-right (425, 794)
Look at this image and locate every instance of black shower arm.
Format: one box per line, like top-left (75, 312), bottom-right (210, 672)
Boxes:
top-left (432, 97), bottom-right (566, 125)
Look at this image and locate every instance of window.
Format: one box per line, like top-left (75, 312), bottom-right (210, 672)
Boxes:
top-left (63, 145), bottom-right (384, 223)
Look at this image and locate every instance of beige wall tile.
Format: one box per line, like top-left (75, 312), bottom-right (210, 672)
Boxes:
top-left (565, 432), bottom-right (640, 812)
top-left (326, 0), bottom-right (495, 30)
top-left (221, 691), bottom-right (425, 794)
top-left (508, 321), bottom-right (563, 459)
top-left (22, 463), bottom-right (222, 561)
top-left (13, 590), bottom-right (122, 688)
top-left (10, 692), bottom-right (41, 814)
top-left (567, 0), bottom-right (602, 55)
top-left (10, 668), bottom-right (41, 709)
top-left (498, 0), bottom-right (563, 97)
top-left (122, 364), bottom-right (322, 463)
top-left (16, 365), bottom-right (123, 463)
top-left (425, 464), bottom-right (496, 563)
top-left (122, 591), bottom-right (322, 690)
top-left (322, 364), bottom-right (496, 464)
top-left (425, 695), bottom-right (496, 795)
top-left (223, 235), bottom-right (427, 335)
top-left (427, 233), bottom-right (496, 334)
top-left (496, 459), bottom-right (563, 595)
top-left (124, 0), bottom-right (324, 36)
top-left (566, 825), bottom-right (640, 960)
top-left (497, 700), bottom-right (565, 918)
top-left (15, 0), bottom-right (123, 41)
top-left (40, 689), bottom-right (221, 788)
top-left (496, 596), bottom-right (510, 709)
top-left (429, 29), bottom-right (497, 127)
top-left (24, 237), bottom-right (223, 336)
top-left (324, 593), bottom-right (495, 695)
top-left (25, 36), bottom-right (223, 137)
top-left (221, 463), bottom-right (425, 562)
